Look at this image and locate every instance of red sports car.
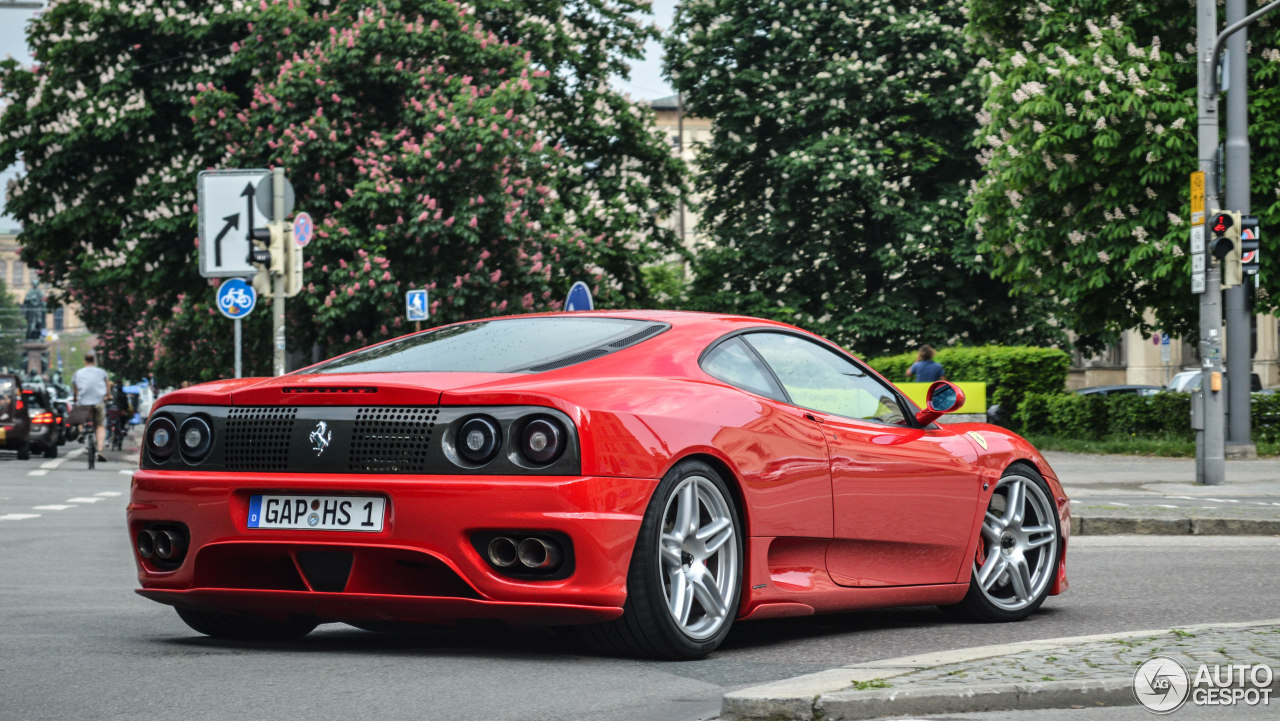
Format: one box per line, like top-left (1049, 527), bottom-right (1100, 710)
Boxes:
top-left (129, 310), bottom-right (1069, 658)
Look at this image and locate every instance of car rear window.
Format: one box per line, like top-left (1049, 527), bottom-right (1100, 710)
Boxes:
top-left (310, 317), bottom-right (667, 374)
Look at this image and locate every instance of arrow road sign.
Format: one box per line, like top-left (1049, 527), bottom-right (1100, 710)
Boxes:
top-left (198, 169), bottom-right (269, 278)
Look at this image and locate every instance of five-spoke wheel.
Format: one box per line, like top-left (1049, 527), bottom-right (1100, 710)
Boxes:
top-left (579, 459), bottom-right (742, 659)
top-left (949, 464), bottom-right (1060, 621)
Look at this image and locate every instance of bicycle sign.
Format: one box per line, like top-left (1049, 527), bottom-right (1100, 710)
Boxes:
top-left (217, 278), bottom-right (257, 319)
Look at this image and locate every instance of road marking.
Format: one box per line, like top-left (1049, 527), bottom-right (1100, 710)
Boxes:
top-left (1171, 496), bottom-right (1195, 500)
top-left (39, 458), bottom-right (66, 470)
top-left (1109, 502), bottom-right (1129, 507)
top-left (95, 491), bottom-right (122, 497)
top-left (28, 469), bottom-right (48, 477)
top-left (0, 513), bottom-right (41, 521)
top-left (33, 505), bottom-right (74, 511)
top-left (1152, 504), bottom-right (1178, 508)
top-left (1205, 497), bottom-right (1237, 503)
top-left (1200, 506), bottom-right (1219, 509)
top-left (66, 497), bottom-right (105, 504)
top-left (118, 470), bottom-right (132, 476)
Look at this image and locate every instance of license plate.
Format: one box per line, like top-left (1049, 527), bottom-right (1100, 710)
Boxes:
top-left (247, 495), bottom-right (385, 532)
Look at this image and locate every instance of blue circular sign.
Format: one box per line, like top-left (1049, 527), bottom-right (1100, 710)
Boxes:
top-left (217, 278), bottom-right (257, 319)
top-left (293, 211), bottom-right (314, 247)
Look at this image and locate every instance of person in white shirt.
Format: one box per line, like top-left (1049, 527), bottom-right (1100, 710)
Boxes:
top-left (72, 353), bottom-right (111, 462)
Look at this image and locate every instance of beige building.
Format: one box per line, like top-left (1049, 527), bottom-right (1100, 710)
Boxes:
top-left (646, 98), bottom-right (1280, 391)
top-left (0, 230), bottom-right (94, 382)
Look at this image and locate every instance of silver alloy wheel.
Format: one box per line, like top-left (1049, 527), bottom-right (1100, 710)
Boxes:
top-left (974, 473), bottom-right (1058, 611)
top-left (658, 474), bottom-right (739, 640)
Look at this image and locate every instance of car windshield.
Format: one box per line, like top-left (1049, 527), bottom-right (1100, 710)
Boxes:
top-left (310, 317), bottom-right (664, 374)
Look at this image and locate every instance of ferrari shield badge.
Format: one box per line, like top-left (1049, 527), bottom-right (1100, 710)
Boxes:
top-left (966, 431), bottom-right (988, 450)
top-left (309, 420), bottom-right (333, 456)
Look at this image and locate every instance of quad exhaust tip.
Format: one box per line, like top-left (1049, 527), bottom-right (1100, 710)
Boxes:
top-left (485, 534), bottom-right (563, 573)
top-left (136, 526), bottom-right (188, 564)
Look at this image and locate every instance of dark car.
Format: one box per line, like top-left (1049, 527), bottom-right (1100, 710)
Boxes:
top-left (0, 373), bottom-right (31, 459)
top-left (1074, 384), bottom-right (1163, 397)
top-left (22, 387), bottom-right (60, 459)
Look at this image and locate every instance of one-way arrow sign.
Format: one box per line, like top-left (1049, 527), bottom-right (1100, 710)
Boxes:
top-left (198, 169), bottom-right (269, 278)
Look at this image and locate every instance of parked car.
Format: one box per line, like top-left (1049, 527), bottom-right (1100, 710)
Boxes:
top-left (1074, 384), bottom-right (1163, 397)
top-left (21, 387), bottom-right (59, 458)
top-left (130, 311), bottom-right (1070, 659)
top-left (0, 373), bottom-right (31, 460)
top-left (1166, 370), bottom-right (1263, 393)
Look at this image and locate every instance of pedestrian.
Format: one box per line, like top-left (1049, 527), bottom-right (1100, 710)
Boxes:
top-left (905, 345), bottom-right (946, 383)
top-left (72, 352), bottom-right (110, 462)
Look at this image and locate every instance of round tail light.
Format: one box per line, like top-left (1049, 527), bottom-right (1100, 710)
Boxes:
top-left (457, 416), bottom-right (501, 465)
top-left (520, 417), bottom-right (564, 465)
top-left (147, 416), bottom-right (178, 461)
top-left (178, 416), bottom-right (213, 462)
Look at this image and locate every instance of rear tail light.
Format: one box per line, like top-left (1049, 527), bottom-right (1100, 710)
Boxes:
top-left (15, 399), bottom-right (23, 411)
top-left (519, 417), bottom-right (565, 465)
top-left (456, 416), bottom-right (501, 465)
top-left (31, 412), bottom-right (54, 424)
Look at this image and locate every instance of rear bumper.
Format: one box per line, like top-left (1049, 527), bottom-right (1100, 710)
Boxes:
top-left (129, 470), bottom-right (657, 624)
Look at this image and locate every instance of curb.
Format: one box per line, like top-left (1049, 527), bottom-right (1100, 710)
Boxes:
top-left (1071, 515), bottom-right (1280, 536)
top-left (720, 619), bottom-right (1280, 721)
top-left (816, 678), bottom-right (1132, 720)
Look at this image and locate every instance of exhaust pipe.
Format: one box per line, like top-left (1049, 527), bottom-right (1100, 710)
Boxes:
top-left (486, 536), bottom-right (518, 568)
top-left (136, 529), bottom-right (156, 559)
top-left (154, 529), bottom-right (186, 561)
top-left (517, 537), bottom-right (561, 570)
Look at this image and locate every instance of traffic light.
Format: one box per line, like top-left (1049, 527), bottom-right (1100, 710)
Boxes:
top-left (283, 228), bottom-right (304, 298)
top-left (1210, 210), bottom-right (1243, 289)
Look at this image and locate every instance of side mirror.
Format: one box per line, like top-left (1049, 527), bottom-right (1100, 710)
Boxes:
top-left (915, 381), bottom-right (966, 426)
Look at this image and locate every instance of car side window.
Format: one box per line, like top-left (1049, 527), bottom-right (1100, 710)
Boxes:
top-left (743, 332), bottom-right (907, 425)
top-left (701, 337), bottom-right (786, 401)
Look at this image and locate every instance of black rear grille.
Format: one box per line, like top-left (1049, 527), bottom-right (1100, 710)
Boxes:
top-left (225, 406), bottom-right (297, 470)
top-left (349, 407), bottom-right (439, 472)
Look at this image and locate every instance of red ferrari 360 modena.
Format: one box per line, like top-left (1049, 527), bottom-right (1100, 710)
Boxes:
top-left (129, 310), bottom-right (1069, 658)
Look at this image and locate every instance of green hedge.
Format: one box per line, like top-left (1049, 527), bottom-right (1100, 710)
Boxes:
top-left (868, 346), bottom-right (1070, 414)
top-left (1016, 392), bottom-right (1280, 442)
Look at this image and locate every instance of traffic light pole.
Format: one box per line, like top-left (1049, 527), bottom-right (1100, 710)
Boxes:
top-left (1224, 0), bottom-right (1254, 455)
top-left (1196, 0), bottom-right (1226, 485)
top-left (272, 167), bottom-right (286, 377)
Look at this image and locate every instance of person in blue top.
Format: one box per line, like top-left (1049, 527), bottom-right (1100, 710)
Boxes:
top-left (905, 345), bottom-right (945, 383)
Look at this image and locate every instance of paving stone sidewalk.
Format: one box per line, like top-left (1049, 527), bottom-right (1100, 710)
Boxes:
top-left (721, 621), bottom-right (1280, 720)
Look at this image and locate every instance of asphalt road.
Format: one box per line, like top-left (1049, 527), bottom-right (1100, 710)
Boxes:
top-left (2, 452), bottom-right (1278, 721)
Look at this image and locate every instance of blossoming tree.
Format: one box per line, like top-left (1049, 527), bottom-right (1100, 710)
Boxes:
top-left (967, 1), bottom-right (1280, 350)
top-left (665, 0), bottom-right (1061, 357)
top-left (1, 0), bottom-right (682, 382)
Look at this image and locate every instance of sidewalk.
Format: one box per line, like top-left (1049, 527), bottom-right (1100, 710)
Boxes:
top-left (1045, 451), bottom-right (1280, 536)
top-left (722, 620), bottom-right (1280, 720)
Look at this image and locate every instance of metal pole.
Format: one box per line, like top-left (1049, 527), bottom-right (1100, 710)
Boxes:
top-left (272, 167), bottom-right (286, 376)
top-left (1224, 0), bottom-right (1253, 453)
top-left (1197, 0), bottom-right (1226, 485)
top-left (234, 317), bottom-right (242, 378)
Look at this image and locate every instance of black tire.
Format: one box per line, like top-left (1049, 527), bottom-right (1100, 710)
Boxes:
top-left (42, 444), bottom-right (57, 459)
top-left (578, 459), bottom-right (743, 659)
top-left (175, 607), bottom-right (318, 641)
top-left (946, 463), bottom-right (1060, 622)
top-left (17, 441), bottom-right (30, 461)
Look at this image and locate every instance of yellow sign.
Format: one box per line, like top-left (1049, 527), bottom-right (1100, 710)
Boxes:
top-left (899, 382), bottom-right (987, 414)
top-left (1190, 171), bottom-right (1205, 226)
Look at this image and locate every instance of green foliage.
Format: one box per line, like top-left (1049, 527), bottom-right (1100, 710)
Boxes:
top-left (965, 2), bottom-right (1280, 351)
top-left (1016, 391), bottom-right (1193, 438)
top-left (869, 345), bottom-right (1070, 411)
top-left (664, 0), bottom-right (1063, 358)
top-left (1, 0), bottom-right (683, 382)
top-left (0, 279), bottom-right (25, 369)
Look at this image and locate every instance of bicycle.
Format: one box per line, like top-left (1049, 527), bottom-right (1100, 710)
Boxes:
top-left (68, 404), bottom-right (100, 470)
